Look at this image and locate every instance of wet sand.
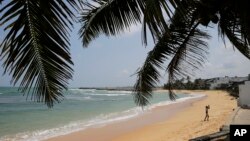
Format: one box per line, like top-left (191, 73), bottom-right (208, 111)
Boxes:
top-left (46, 90), bottom-right (236, 141)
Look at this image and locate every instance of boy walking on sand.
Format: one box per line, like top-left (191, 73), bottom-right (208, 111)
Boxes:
top-left (204, 105), bottom-right (210, 121)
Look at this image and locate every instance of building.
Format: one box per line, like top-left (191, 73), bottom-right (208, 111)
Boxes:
top-left (204, 75), bottom-right (249, 89)
top-left (238, 81), bottom-right (250, 108)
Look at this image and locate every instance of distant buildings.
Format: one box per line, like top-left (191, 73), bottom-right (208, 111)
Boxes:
top-left (202, 74), bottom-right (250, 90)
top-left (163, 74), bottom-right (250, 91)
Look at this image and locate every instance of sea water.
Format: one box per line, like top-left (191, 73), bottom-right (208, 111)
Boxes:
top-left (0, 87), bottom-right (200, 141)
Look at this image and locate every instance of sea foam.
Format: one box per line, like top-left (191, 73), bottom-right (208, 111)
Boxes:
top-left (0, 93), bottom-right (205, 141)
top-left (89, 93), bottom-right (129, 96)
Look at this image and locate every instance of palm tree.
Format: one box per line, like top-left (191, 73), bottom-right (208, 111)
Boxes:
top-left (1, 0), bottom-right (250, 107)
top-left (79, 0), bottom-right (250, 106)
top-left (0, 0), bottom-right (81, 107)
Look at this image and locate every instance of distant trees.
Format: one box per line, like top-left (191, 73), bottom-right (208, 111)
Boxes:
top-left (164, 76), bottom-right (245, 99)
top-left (164, 77), bottom-right (210, 90)
top-left (226, 81), bottom-right (245, 98)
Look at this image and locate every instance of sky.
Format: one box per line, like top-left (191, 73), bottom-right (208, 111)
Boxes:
top-left (1, 4), bottom-right (250, 88)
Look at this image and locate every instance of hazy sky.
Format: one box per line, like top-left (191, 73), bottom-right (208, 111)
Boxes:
top-left (1, 18), bottom-right (250, 88)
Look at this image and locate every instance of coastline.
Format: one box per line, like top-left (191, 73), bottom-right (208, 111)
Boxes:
top-left (113, 90), bottom-right (236, 141)
top-left (44, 90), bottom-right (237, 141)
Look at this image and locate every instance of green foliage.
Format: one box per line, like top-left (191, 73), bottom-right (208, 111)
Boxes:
top-left (226, 82), bottom-right (242, 97)
top-left (163, 78), bottom-right (210, 90)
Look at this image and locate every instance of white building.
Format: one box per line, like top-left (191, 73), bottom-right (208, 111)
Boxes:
top-left (238, 81), bottom-right (250, 108)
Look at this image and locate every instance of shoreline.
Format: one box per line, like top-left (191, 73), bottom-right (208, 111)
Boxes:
top-left (45, 90), bottom-right (236, 141)
top-left (113, 90), bottom-right (236, 141)
top-left (45, 91), bottom-right (207, 141)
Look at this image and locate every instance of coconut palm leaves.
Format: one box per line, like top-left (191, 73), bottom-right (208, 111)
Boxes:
top-left (218, 0), bottom-right (250, 59)
top-left (80, 0), bottom-right (183, 46)
top-left (0, 0), bottom-right (78, 107)
top-left (79, 0), bottom-right (144, 47)
top-left (134, 15), bottom-right (210, 106)
top-left (80, 0), bottom-right (249, 107)
top-left (1, 0), bottom-right (250, 107)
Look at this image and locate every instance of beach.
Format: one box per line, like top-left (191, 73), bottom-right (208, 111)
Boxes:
top-left (0, 88), bottom-right (193, 140)
top-left (46, 90), bottom-right (236, 141)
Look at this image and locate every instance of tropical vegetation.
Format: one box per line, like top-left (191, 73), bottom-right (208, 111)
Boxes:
top-left (0, 0), bottom-right (249, 107)
top-left (164, 77), bottom-right (210, 90)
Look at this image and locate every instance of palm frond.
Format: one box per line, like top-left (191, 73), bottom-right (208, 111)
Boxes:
top-left (79, 0), bottom-right (144, 47)
top-left (167, 23), bottom-right (210, 99)
top-left (142, 0), bottom-right (198, 45)
top-left (133, 32), bottom-right (176, 106)
top-left (232, 0), bottom-right (250, 45)
top-left (218, 1), bottom-right (250, 59)
top-left (79, 0), bottom-right (193, 47)
top-left (142, 0), bottom-right (170, 45)
top-left (0, 0), bottom-right (75, 107)
top-left (134, 22), bottom-right (209, 106)
top-left (134, 0), bottom-right (209, 106)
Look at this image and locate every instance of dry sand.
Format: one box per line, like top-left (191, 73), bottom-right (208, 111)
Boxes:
top-left (46, 90), bottom-right (236, 141)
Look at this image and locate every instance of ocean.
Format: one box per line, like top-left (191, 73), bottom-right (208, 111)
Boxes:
top-left (0, 87), bottom-right (198, 141)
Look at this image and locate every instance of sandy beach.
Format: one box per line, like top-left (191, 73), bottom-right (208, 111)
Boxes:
top-left (46, 90), bottom-right (236, 141)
